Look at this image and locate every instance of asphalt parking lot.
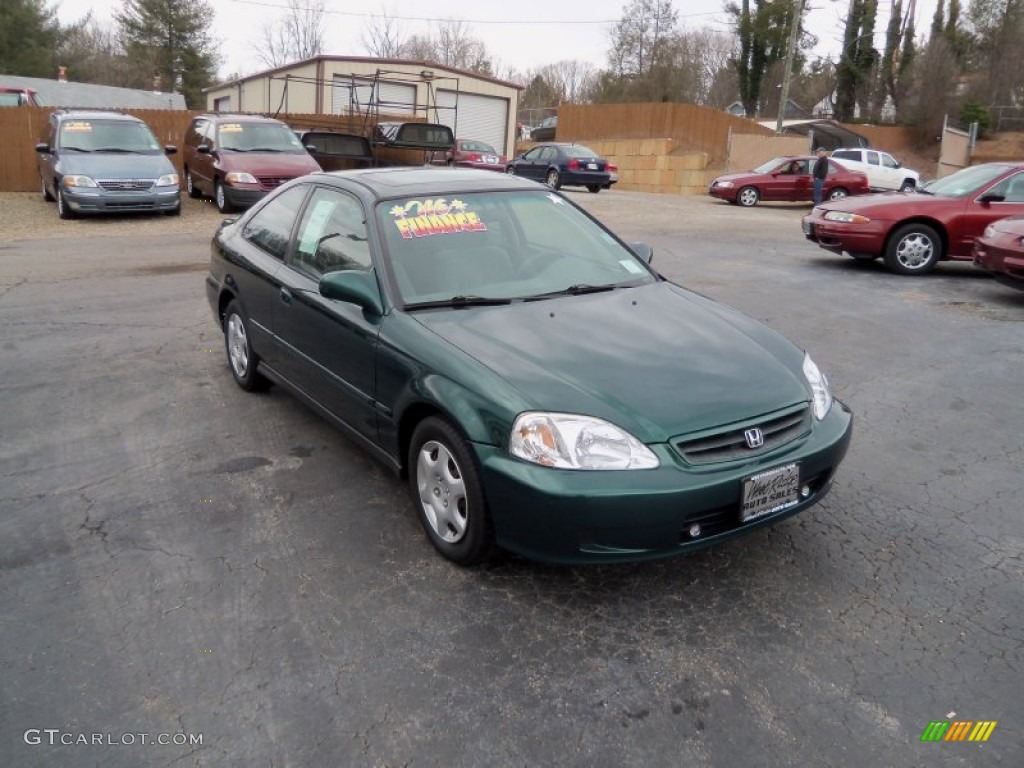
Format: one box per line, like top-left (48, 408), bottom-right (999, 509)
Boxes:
top-left (1, 188), bottom-right (1021, 767)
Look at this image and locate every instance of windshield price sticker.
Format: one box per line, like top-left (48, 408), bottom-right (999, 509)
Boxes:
top-left (389, 198), bottom-right (487, 239)
top-left (64, 122), bottom-right (93, 132)
top-left (220, 123), bottom-right (244, 133)
top-left (740, 463), bottom-right (800, 522)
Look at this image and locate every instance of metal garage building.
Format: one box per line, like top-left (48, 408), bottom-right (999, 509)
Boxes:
top-left (203, 56), bottom-right (521, 158)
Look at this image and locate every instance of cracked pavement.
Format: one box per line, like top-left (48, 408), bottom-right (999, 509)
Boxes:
top-left (0, 191), bottom-right (1021, 766)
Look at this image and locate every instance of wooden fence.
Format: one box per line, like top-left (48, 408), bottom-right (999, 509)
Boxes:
top-left (727, 133), bottom-right (809, 173)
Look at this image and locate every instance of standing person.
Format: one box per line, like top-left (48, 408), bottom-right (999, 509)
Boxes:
top-left (812, 147), bottom-right (829, 205)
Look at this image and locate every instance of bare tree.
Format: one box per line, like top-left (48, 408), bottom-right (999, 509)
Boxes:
top-left (361, 8), bottom-right (407, 58)
top-left (254, 0), bottom-right (325, 69)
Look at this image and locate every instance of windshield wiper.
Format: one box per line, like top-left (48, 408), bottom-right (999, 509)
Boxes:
top-left (246, 147), bottom-right (285, 152)
top-left (525, 283), bottom-right (620, 300)
top-left (93, 147), bottom-right (143, 153)
top-left (405, 295), bottom-right (512, 310)
top-left (61, 146), bottom-right (92, 152)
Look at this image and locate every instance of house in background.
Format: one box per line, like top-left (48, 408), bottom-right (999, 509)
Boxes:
top-left (204, 56), bottom-right (521, 159)
top-left (0, 72), bottom-right (186, 110)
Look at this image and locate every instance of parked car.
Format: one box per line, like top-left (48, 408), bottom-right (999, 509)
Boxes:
top-left (0, 85), bottom-right (40, 106)
top-left (444, 139), bottom-right (507, 172)
top-left (296, 130), bottom-right (373, 172)
top-left (831, 148), bottom-right (920, 192)
top-left (530, 115), bottom-right (557, 142)
top-left (206, 167), bottom-right (852, 565)
top-left (802, 162), bottom-right (1024, 275)
top-left (708, 156), bottom-right (869, 207)
top-left (36, 109), bottom-right (180, 219)
top-left (506, 142), bottom-right (612, 192)
top-left (973, 215), bottom-right (1024, 290)
top-left (183, 113), bottom-right (321, 213)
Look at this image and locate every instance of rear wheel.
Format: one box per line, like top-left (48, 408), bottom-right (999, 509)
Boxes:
top-left (545, 168), bottom-right (561, 190)
top-left (828, 187), bottom-right (849, 201)
top-left (586, 184), bottom-right (601, 193)
top-left (884, 223), bottom-right (942, 275)
top-left (737, 186), bottom-right (759, 207)
top-left (408, 416), bottom-right (494, 566)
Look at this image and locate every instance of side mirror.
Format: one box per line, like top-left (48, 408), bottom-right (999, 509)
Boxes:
top-left (630, 242), bottom-right (654, 264)
top-left (319, 270), bottom-right (384, 315)
top-left (35, 142), bottom-right (50, 154)
top-left (164, 145), bottom-right (177, 155)
top-left (196, 144), bottom-right (211, 155)
top-left (305, 144), bottom-right (319, 155)
top-left (979, 193), bottom-right (1005, 205)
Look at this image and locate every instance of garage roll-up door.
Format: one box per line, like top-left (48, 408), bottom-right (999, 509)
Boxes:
top-left (435, 90), bottom-right (509, 155)
top-left (331, 76), bottom-right (416, 116)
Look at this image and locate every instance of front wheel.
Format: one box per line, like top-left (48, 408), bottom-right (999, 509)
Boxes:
top-left (586, 184), bottom-right (601, 193)
top-left (215, 181), bottom-right (232, 213)
top-left (185, 169), bottom-right (201, 199)
top-left (41, 176), bottom-right (54, 202)
top-left (900, 179), bottom-right (916, 193)
top-left (506, 165), bottom-right (516, 175)
top-left (884, 223), bottom-right (942, 275)
top-left (408, 416), bottom-right (494, 566)
top-left (56, 188), bottom-right (75, 219)
top-left (223, 300), bottom-right (269, 391)
top-left (828, 187), bottom-right (849, 201)
top-left (545, 169), bottom-right (561, 190)
top-left (737, 186), bottom-right (759, 207)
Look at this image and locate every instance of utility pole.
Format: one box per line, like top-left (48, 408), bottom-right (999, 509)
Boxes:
top-left (776, 0), bottom-right (807, 133)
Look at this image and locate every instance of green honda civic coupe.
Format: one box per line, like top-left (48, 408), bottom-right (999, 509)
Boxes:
top-left (206, 167), bottom-right (852, 565)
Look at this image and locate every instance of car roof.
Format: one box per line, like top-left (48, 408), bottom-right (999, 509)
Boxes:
top-left (199, 113), bottom-right (286, 124)
top-left (311, 167), bottom-right (540, 198)
top-left (54, 110), bottom-right (139, 122)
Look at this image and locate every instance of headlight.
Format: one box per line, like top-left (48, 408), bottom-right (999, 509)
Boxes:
top-left (823, 211), bottom-right (871, 224)
top-left (715, 180), bottom-right (734, 188)
top-left (802, 354), bottom-right (833, 420)
top-left (983, 224), bottom-right (997, 239)
top-left (156, 173), bottom-right (179, 187)
top-left (62, 175), bottom-right (97, 188)
top-left (509, 412), bottom-right (659, 470)
top-left (225, 172), bottom-right (258, 184)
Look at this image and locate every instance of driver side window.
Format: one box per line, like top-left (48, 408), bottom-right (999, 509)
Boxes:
top-left (987, 173), bottom-right (1024, 203)
top-left (292, 188), bottom-right (371, 278)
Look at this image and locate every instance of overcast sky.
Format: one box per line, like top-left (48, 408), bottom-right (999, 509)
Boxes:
top-left (51, 0), bottom-right (939, 81)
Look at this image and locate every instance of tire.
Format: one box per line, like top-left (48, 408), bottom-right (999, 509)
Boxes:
top-left (446, 158), bottom-right (455, 167)
top-left (828, 187), bottom-right (849, 201)
top-left (56, 187), bottom-right (75, 219)
top-left (222, 300), bottom-right (270, 391)
top-left (408, 416), bottom-right (494, 566)
top-left (545, 168), bottom-right (561, 190)
top-left (900, 179), bottom-right (916, 193)
top-left (506, 165), bottom-right (515, 175)
top-left (185, 168), bottom-right (201, 199)
top-left (586, 184), bottom-right (601, 193)
top-left (41, 176), bottom-right (54, 202)
top-left (737, 186), bottom-right (759, 207)
top-left (215, 180), bottom-right (232, 213)
top-left (884, 223), bottom-right (942, 275)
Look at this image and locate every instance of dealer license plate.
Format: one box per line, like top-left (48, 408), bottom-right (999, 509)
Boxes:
top-left (587, 163), bottom-right (598, 170)
top-left (740, 463), bottom-right (800, 522)
top-left (802, 220), bottom-right (814, 236)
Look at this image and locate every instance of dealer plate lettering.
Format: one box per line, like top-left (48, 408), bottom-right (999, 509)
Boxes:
top-left (740, 463), bottom-right (800, 522)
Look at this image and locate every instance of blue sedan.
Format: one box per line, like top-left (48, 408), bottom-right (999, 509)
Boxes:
top-left (507, 142), bottom-right (614, 193)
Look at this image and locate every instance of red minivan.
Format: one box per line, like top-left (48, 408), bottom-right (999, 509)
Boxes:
top-left (183, 114), bottom-right (322, 212)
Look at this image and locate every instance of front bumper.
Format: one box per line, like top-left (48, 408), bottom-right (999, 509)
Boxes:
top-left (802, 215), bottom-right (889, 256)
top-left (62, 186), bottom-right (180, 214)
top-left (708, 184), bottom-right (736, 202)
top-left (973, 239), bottom-right (1024, 289)
top-left (222, 185), bottom-right (268, 208)
top-left (477, 400), bottom-right (853, 564)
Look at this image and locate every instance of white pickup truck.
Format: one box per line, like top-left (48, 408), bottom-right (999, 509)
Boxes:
top-left (831, 148), bottom-right (920, 192)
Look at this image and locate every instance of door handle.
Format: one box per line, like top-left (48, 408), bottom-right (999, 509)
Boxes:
top-left (280, 287), bottom-right (292, 305)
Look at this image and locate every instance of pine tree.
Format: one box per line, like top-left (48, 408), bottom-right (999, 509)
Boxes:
top-left (0, 0), bottom-right (60, 76)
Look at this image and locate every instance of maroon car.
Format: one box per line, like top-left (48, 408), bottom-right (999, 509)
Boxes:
top-left (709, 156), bottom-right (869, 207)
top-left (445, 139), bottom-right (507, 172)
top-left (802, 162), bottom-right (1024, 275)
top-left (973, 215), bottom-right (1024, 290)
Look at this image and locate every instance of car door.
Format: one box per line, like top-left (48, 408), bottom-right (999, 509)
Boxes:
top-left (879, 152), bottom-right (901, 189)
top-left (518, 147), bottom-right (545, 180)
top-left (952, 171), bottom-right (1024, 256)
top-left (273, 185), bottom-right (382, 441)
top-left (229, 185), bottom-right (311, 364)
top-left (762, 160), bottom-right (799, 201)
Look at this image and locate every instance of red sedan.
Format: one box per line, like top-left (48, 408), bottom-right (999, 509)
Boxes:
top-left (973, 215), bottom-right (1024, 290)
top-left (708, 156), bottom-right (869, 207)
top-left (445, 139), bottom-right (507, 172)
top-left (802, 162), bottom-right (1024, 275)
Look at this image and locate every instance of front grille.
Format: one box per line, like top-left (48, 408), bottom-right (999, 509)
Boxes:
top-left (97, 179), bottom-right (154, 192)
top-left (675, 405), bottom-right (810, 465)
top-left (257, 176), bottom-right (292, 188)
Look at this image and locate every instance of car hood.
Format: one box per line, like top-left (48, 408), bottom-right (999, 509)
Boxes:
top-left (413, 283), bottom-right (810, 443)
top-left (57, 152), bottom-right (175, 178)
top-left (819, 191), bottom-right (966, 216)
top-left (712, 171), bottom-right (766, 183)
top-left (216, 151), bottom-right (322, 176)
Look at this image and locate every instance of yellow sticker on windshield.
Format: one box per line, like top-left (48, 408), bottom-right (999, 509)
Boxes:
top-left (220, 123), bottom-right (244, 133)
top-left (388, 198), bottom-right (487, 239)
top-left (64, 121), bottom-right (93, 132)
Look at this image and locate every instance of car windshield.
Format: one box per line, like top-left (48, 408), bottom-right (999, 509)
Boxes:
top-left (752, 157), bottom-right (789, 174)
top-left (460, 141), bottom-right (496, 153)
top-left (219, 122), bottom-right (306, 152)
top-left (57, 120), bottom-right (162, 152)
top-left (922, 165), bottom-right (1011, 197)
top-left (377, 190), bottom-right (656, 305)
